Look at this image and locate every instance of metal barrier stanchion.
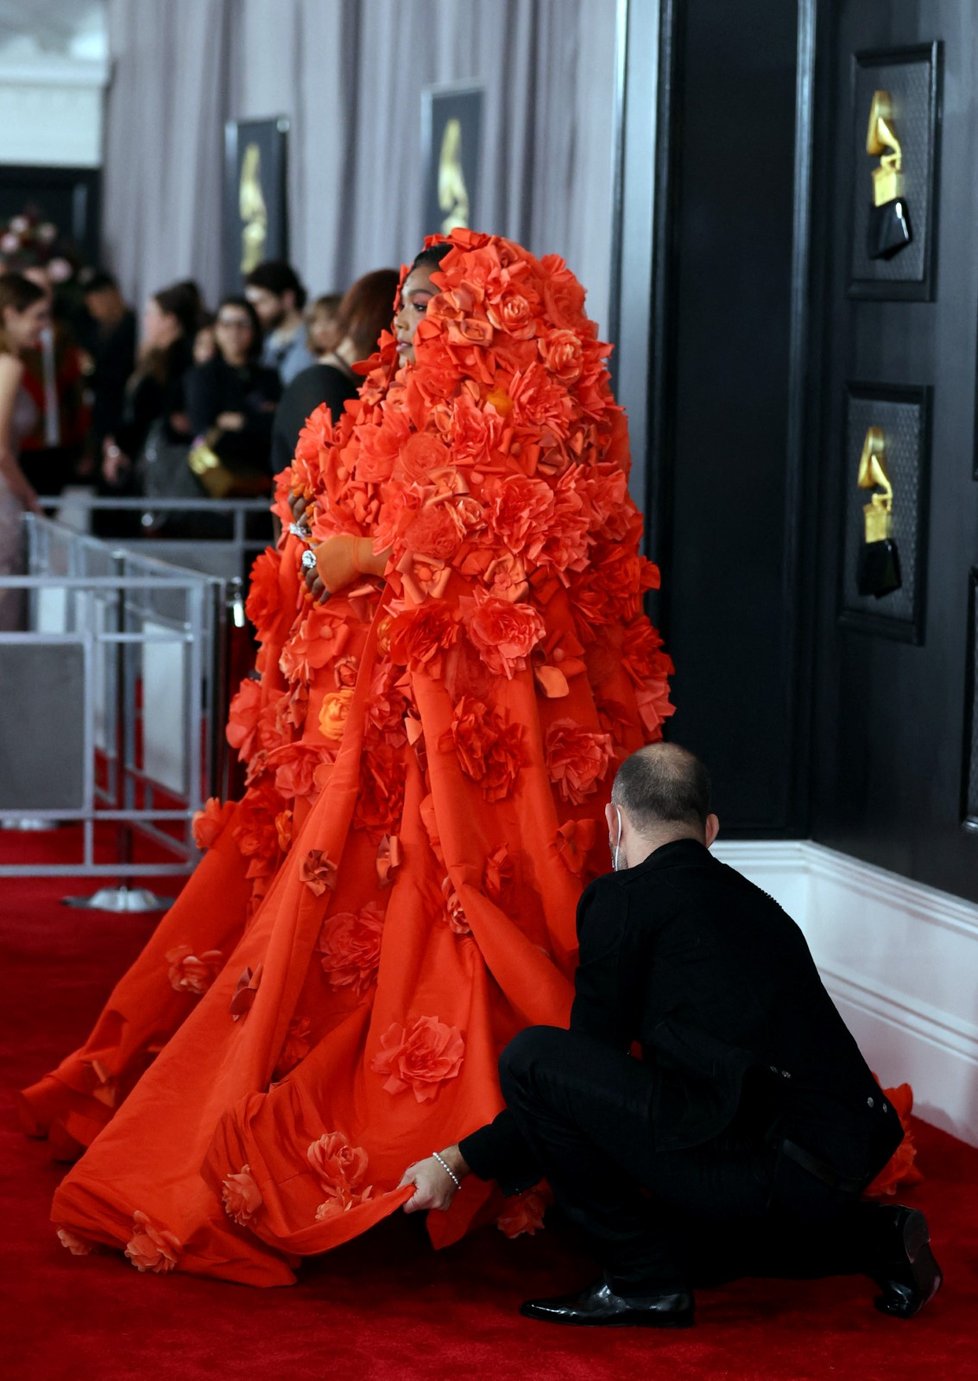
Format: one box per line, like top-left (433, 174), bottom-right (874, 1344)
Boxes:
top-left (63, 549), bottom-right (173, 913)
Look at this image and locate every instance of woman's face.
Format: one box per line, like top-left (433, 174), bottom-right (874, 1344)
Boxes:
top-left (393, 264), bottom-right (438, 365)
top-left (143, 297), bottom-right (179, 350)
top-left (214, 306), bottom-right (254, 365)
top-left (3, 298), bottom-right (50, 353)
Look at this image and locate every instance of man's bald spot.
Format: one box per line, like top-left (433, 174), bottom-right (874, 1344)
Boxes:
top-left (610, 742), bottom-right (712, 835)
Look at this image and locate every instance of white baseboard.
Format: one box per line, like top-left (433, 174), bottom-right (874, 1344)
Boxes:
top-left (713, 840), bottom-right (978, 1148)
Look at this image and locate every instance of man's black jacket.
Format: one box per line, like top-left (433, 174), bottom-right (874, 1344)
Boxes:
top-left (460, 839), bottom-right (903, 1193)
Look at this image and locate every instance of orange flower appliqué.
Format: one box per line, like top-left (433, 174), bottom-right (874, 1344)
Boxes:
top-left (125, 1211), bottom-right (182, 1274)
top-left (442, 696), bottom-right (525, 802)
top-left (301, 849), bottom-right (338, 896)
top-left (318, 903), bottom-right (386, 997)
top-left (222, 1165), bottom-right (263, 1226)
top-left (192, 796), bottom-right (235, 850)
top-left (545, 720), bottom-right (615, 804)
top-left (462, 589), bottom-right (546, 679)
top-left (864, 1082), bottom-right (924, 1198)
top-left (496, 1181), bottom-right (553, 1238)
top-left (166, 944), bottom-right (223, 996)
top-left (308, 1131), bottom-right (374, 1219)
top-left (319, 688), bottom-right (355, 742)
top-left (371, 1015), bottom-right (465, 1103)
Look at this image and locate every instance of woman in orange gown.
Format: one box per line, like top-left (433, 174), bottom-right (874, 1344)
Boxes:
top-left (20, 230), bottom-right (678, 1284)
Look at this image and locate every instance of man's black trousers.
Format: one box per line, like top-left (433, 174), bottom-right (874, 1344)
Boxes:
top-left (498, 1026), bottom-right (876, 1295)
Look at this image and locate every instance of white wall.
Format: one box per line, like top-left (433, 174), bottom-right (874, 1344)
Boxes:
top-left (716, 840), bottom-right (978, 1148)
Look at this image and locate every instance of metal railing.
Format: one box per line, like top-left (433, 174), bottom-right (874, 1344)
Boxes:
top-left (0, 514), bottom-right (251, 883)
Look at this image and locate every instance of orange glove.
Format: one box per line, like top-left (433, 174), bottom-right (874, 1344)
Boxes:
top-left (313, 534), bottom-right (389, 594)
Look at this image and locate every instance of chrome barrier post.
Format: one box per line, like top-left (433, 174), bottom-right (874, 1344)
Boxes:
top-left (63, 548), bottom-right (173, 913)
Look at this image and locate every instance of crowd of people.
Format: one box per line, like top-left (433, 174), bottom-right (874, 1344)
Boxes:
top-left (0, 231), bottom-right (400, 557)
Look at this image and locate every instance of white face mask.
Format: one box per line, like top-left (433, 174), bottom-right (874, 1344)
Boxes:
top-left (612, 804), bottom-right (623, 871)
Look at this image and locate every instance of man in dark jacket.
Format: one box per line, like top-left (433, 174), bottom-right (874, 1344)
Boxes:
top-left (399, 743), bottom-right (942, 1327)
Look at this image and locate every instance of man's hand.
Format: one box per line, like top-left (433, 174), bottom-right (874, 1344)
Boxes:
top-left (397, 1145), bottom-right (469, 1214)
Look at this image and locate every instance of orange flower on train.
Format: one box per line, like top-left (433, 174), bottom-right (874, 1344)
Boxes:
top-left (545, 720), bottom-right (615, 804)
top-left (443, 695), bottom-right (526, 802)
top-left (865, 1083), bottom-right (923, 1198)
top-left (233, 783), bottom-right (284, 866)
top-left (125, 1211), bottom-right (182, 1274)
top-left (388, 599), bottom-right (460, 676)
top-left (222, 1165), bottom-right (263, 1227)
top-left (300, 849), bottom-right (337, 896)
top-left (318, 688), bottom-right (355, 742)
top-left (462, 588), bottom-right (546, 679)
top-left (268, 742), bottom-right (333, 800)
top-left (191, 796), bottom-right (235, 850)
top-left (166, 944), bottom-right (223, 996)
top-left (496, 1181), bottom-right (553, 1238)
top-left (280, 606), bottom-right (351, 685)
top-left (371, 1015), bottom-right (465, 1102)
top-left (244, 547), bottom-right (283, 639)
top-left (226, 677), bottom-right (264, 762)
top-left (57, 1227), bottom-right (94, 1256)
top-left (308, 1131), bottom-right (374, 1218)
top-left (354, 740), bottom-right (407, 837)
top-left (318, 903), bottom-right (386, 997)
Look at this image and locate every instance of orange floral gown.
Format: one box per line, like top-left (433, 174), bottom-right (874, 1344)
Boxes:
top-left (19, 231), bottom-right (918, 1284)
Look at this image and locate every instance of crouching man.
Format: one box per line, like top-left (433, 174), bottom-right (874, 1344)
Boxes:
top-left (398, 743), bottom-right (942, 1327)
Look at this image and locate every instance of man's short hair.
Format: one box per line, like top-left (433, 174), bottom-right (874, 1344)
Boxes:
top-left (611, 743), bottom-right (711, 833)
top-left (244, 259), bottom-right (307, 309)
top-left (79, 268), bottom-right (119, 295)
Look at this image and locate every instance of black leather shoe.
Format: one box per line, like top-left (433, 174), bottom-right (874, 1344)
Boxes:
top-left (871, 1205), bottom-right (943, 1319)
top-left (520, 1278), bottom-right (694, 1328)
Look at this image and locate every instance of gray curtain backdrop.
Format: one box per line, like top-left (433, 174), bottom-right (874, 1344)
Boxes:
top-left (102, 0), bottom-right (619, 332)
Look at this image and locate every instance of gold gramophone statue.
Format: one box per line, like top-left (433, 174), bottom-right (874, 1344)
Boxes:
top-left (866, 89), bottom-right (913, 260)
top-left (856, 425), bottom-right (902, 598)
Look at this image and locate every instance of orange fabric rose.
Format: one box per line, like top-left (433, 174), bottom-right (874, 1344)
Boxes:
top-left (222, 1165), bottom-right (263, 1226)
top-left (865, 1083), bottom-right (924, 1198)
top-left (388, 600), bottom-right (460, 676)
top-left (300, 850), bottom-right (337, 896)
top-left (318, 904), bottom-right (386, 997)
top-left (191, 796), bottom-right (235, 850)
top-left (442, 696), bottom-right (525, 802)
top-left (166, 945), bottom-right (223, 996)
top-left (308, 1132), bottom-right (374, 1218)
top-left (57, 1227), bottom-right (94, 1256)
top-left (496, 1182), bottom-right (552, 1238)
top-left (319, 688), bottom-right (355, 741)
top-left (462, 590), bottom-right (546, 679)
top-left (125, 1211), bottom-right (181, 1274)
top-left (370, 1015), bottom-right (465, 1102)
top-left (545, 720), bottom-right (615, 804)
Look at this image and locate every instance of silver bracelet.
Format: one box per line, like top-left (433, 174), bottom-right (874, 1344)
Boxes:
top-left (431, 1150), bottom-right (461, 1189)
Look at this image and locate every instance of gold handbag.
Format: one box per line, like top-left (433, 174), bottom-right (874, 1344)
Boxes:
top-left (188, 428), bottom-right (269, 499)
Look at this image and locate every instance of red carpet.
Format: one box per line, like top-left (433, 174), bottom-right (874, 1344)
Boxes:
top-left (2, 856), bottom-right (975, 1380)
